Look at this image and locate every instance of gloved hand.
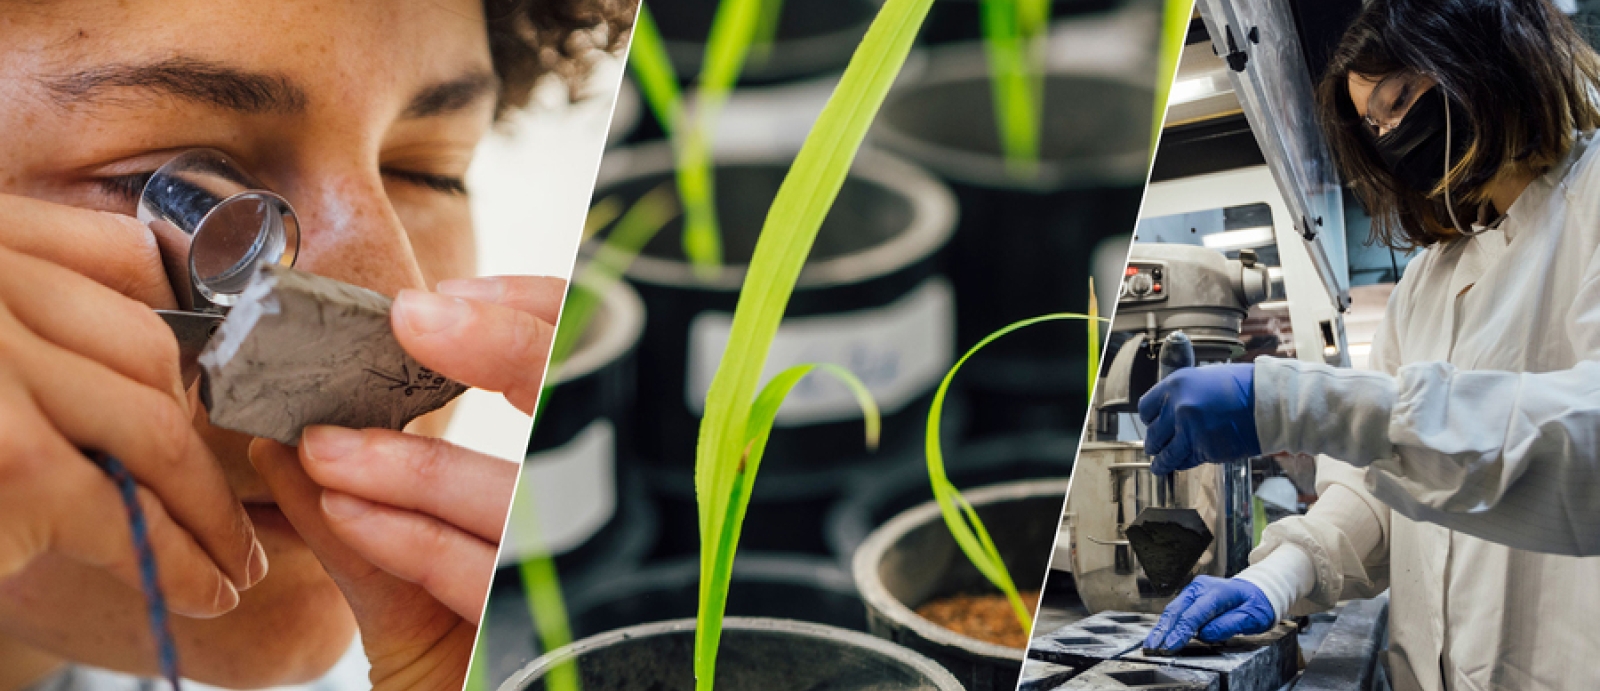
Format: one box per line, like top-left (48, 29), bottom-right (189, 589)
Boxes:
top-left (1139, 363), bottom-right (1260, 475)
top-left (1144, 575), bottom-right (1276, 654)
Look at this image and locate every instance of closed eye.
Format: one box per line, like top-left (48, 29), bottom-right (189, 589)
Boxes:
top-left (95, 171), bottom-right (155, 203)
top-left (383, 168), bottom-right (468, 196)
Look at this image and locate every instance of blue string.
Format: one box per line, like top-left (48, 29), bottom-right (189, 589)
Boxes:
top-left (91, 452), bottom-right (183, 691)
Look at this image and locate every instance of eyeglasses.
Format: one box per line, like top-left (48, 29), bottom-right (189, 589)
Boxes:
top-left (1361, 70), bottom-right (1437, 139)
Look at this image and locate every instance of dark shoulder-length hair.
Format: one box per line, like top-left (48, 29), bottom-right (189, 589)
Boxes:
top-left (1317, 0), bottom-right (1600, 249)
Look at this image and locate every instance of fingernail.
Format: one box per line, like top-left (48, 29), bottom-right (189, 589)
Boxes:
top-left (215, 572), bottom-right (240, 612)
top-left (304, 426), bottom-right (362, 463)
top-left (321, 491), bottom-right (371, 520)
top-left (437, 277), bottom-right (504, 303)
top-left (397, 290), bottom-right (469, 335)
top-left (245, 538), bottom-right (269, 587)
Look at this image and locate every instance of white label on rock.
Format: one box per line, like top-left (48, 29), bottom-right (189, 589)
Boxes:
top-left (499, 420), bottom-right (616, 563)
top-left (686, 277), bottom-right (955, 426)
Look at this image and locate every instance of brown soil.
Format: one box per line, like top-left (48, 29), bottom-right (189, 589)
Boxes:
top-left (916, 590), bottom-right (1041, 649)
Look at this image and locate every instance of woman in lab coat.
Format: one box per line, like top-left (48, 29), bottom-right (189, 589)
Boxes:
top-left (1138, 1), bottom-right (1600, 689)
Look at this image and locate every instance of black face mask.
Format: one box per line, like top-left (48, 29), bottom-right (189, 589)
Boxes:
top-left (1373, 86), bottom-right (1473, 194)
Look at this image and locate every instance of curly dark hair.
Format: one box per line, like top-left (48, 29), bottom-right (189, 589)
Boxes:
top-left (1317, 0), bottom-right (1600, 249)
top-left (484, 0), bottom-right (638, 117)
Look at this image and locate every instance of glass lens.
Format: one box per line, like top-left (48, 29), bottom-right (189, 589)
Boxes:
top-left (136, 149), bottom-right (299, 309)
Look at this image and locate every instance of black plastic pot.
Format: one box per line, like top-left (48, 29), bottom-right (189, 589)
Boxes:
top-left (481, 469), bottom-right (659, 684)
top-left (918, 0), bottom-right (1124, 45)
top-left (500, 617), bottom-right (966, 691)
top-left (589, 144), bottom-right (956, 555)
top-left (567, 553), bottom-right (867, 639)
top-left (853, 479), bottom-right (1071, 691)
top-left (504, 276), bottom-right (649, 570)
top-left (871, 49), bottom-right (1151, 438)
top-left (826, 433), bottom-right (1077, 568)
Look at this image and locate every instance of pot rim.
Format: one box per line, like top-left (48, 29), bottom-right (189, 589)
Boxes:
top-left (550, 271), bottom-right (646, 385)
top-left (590, 142), bottom-right (956, 291)
top-left (498, 616), bottom-right (965, 691)
top-left (850, 478), bottom-right (1072, 661)
top-left (869, 43), bottom-right (1154, 192)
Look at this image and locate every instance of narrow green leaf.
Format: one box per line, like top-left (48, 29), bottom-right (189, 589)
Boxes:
top-left (1153, 0), bottom-right (1193, 151)
top-left (691, 0), bottom-right (935, 685)
top-left (516, 510), bottom-right (581, 691)
top-left (677, 0), bottom-right (765, 275)
top-left (534, 185), bottom-right (680, 425)
top-left (628, 3), bottom-right (684, 137)
top-left (925, 312), bottom-right (1110, 631)
top-left (583, 195), bottom-right (624, 239)
top-left (980, 0), bottom-right (1052, 179)
top-left (697, 363), bottom-right (879, 689)
top-left (750, 0), bottom-right (786, 65)
top-left (1087, 277), bottom-right (1100, 406)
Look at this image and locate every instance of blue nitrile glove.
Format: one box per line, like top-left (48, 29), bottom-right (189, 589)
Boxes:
top-left (1143, 575), bottom-right (1275, 654)
top-left (1138, 363), bottom-right (1259, 475)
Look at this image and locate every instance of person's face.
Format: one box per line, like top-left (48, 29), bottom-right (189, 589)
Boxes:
top-left (0, 0), bottom-right (493, 685)
top-left (1349, 70), bottom-right (1439, 138)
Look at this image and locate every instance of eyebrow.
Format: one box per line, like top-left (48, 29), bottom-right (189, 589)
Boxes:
top-left (41, 57), bottom-right (309, 114)
top-left (403, 71), bottom-right (500, 119)
top-left (40, 57), bottom-right (500, 119)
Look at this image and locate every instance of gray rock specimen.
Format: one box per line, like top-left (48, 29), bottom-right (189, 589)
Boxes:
top-left (1055, 660), bottom-right (1219, 691)
top-left (199, 264), bottom-right (467, 444)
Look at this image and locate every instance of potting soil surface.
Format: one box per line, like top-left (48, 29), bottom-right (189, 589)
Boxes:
top-left (916, 590), bottom-right (1041, 649)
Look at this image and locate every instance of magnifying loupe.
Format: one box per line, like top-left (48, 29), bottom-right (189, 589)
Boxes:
top-left (138, 149), bottom-right (300, 383)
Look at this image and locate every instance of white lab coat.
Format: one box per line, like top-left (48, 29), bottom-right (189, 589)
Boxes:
top-left (1246, 130), bottom-right (1600, 691)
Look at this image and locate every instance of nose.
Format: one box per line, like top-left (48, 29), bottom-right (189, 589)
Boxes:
top-left (271, 166), bottom-right (427, 299)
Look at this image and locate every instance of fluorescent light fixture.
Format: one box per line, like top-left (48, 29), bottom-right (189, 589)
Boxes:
top-left (1168, 76), bottom-right (1222, 105)
top-left (1348, 342), bottom-right (1372, 358)
top-left (1257, 300), bottom-right (1290, 311)
top-left (1201, 225), bottom-right (1275, 250)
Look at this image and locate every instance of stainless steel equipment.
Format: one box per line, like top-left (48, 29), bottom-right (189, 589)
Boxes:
top-left (1068, 243), bottom-right (1270, 613)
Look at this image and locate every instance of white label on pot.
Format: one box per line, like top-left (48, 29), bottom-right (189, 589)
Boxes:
top-left (499, 420), bottom-right (616, 563)
top-left (686, 278), bottom-right (955, 426)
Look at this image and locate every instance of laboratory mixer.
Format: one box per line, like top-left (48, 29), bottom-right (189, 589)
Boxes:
top-left (1067, 242), bottom-right (1272, 613)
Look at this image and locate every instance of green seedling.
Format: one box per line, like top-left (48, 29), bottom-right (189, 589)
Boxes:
top-left (980, 0), bottom-right (1051, 178)
top-left (499, 187), bottom-right (680, 691)
top-left (536, 183), bottom-right (681, 423)
top-left (750, 0), bottom-right (785, 65)
top-left (922, 309), bottom-right (1107, 632)
top-left (517, 511), bottom-right (581, 691)
top-left (689, 0), bottom-right (933, 686)
top-left (627, 0), bottom-right (773, 278)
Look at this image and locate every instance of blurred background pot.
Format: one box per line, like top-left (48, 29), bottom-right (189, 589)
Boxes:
top-left (871, 46), bottom-right (1153, 438)
top-left (588, 143), bottom-right (957, 556)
